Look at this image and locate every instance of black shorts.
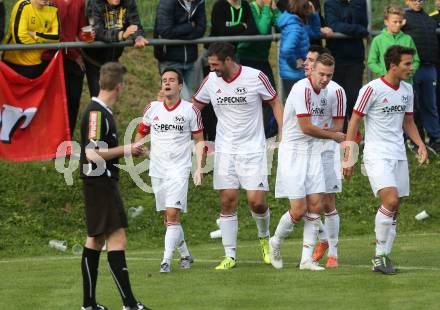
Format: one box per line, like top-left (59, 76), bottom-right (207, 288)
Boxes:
top-left (83, 177), bottom-right (128, 237)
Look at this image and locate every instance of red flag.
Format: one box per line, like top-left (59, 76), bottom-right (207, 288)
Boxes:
top-left (0, 52), bottom-right (71, 161)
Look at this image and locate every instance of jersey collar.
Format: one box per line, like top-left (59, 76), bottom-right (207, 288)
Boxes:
top-left (308, 77), bottom-right (321, 95)
top-left (380, 77), bottom-right (400, 91)
top-left (92, 97), bottom-right (113, 114)
top-left (222, 65), bottom-right (242, 83)
top-left (163, 99), bottom-right (182, 112)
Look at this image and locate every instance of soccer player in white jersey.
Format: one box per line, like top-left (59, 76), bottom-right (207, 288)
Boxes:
top-left (192, 42), bottom-right (284, 270)
top-left (135, 68), bottom-right (205, 273)
top-left (304, 46), bottom-right (347, 268)
top-left (344, 45), bottom-right (428, 275)
top-left (269, 54), bottom-right (346, 271)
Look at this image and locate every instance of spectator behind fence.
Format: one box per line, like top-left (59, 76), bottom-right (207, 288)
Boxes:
top-left (236, 0), bottom-right (281, 138)
top-left (0, 0), bottom-right (5, 42)
top-left (277, 0), bottom-right (333, 45)
top-left (153, 0), bottom-right (206, 100)
top-left (277, 0), bottom-right (320, 102)
top-left (403, 0), bottom-right (440, 154)
top-left (430, 0), bottom-right (440, 126)
top-left (82, 0), bottom-right (148, 97)
top-left (324, 0), bottom-right (369, 132)
top-left (42, 0), bottom-right (88, 136)
top-left (368, 5), bottom-right (420, 80)
top-left (2, 0), bottom-right (60, 79)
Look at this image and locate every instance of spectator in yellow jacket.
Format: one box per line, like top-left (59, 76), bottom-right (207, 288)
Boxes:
top-left (2, 0), bottom-right (60, 78)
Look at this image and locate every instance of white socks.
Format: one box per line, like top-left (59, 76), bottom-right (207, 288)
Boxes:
top-left (301, 212), bottom-right (320, 263)
top-left (272, 211), bottom-right (297, 246)
top-left (220, 213), bottom-right (238, 259)
top-left (385, 219), bottom-right (397, 255)
top-left (325, 210), bottom-right (340, 257)
top-left (177, 224), bottom-right (190, 258)
top-left (163, 223), bottom-right (181, 263)
top-left (251, 209), bottom-right (270, 239)
top-left (375, 206), bottom-right (395, 256)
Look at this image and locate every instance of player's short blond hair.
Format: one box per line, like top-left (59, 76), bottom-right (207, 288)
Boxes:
top-left (384, 5), bottom-right (404, 19)
top-left (314, 53), bottom-right (335, 67)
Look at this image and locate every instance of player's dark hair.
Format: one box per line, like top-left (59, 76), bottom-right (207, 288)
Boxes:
top-left (384, 45), bottom-right (415, 71)
top-left (99, 62), bottom-right (127, 91)
top-left (207, 42), bottom-right (236, 62)
top-left (308, 45), bottom-right (331, 56)
top-left (161, 67), bottom-right (183, 85)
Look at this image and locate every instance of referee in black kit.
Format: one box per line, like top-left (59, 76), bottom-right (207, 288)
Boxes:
top-left (79, 62), bottom-right (151, 310)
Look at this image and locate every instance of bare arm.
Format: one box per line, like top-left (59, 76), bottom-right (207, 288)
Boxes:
top-left (324, 118), bottom-right (344, 132)
top-left (342, 112), bottom-right (362, 179)
top-left (268, 97), bottom-right (284, 141)
top-left (403, 114), bottom-right (428, 164)
top-left (298, 117), bottom-right (346, 142)
top-left (85, 144), bottom-right (145, 162)
top-left (192, 132), bottom-right (206, 186)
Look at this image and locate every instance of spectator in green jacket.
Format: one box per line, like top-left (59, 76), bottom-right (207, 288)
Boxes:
top-left (236, 0), bottom-right (281, 138)
top-left (368, 5), bottom-right (420, 82)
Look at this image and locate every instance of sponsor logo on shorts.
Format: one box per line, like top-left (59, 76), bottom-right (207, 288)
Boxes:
top-left (175, 201), bottom-right (182, 206)
top-left (258, 182), bottom-right (264, 188)
top-left (333, 185), bottom-right (339, 190)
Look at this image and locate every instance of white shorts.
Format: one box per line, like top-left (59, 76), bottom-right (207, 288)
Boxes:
top-left (213, 152), bottom-right (269, 191)
top-left (322, 150), bottom-right (342, 194)
top-left (151, 177), bottom-right (188, 212)
top-left (363, 158), bottom-right (409, 197)
top-left (275, 148), bottom-right (326, 199)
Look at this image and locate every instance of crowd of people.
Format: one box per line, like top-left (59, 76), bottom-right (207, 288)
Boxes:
top-left (0, 0), bottom-right (439, 309)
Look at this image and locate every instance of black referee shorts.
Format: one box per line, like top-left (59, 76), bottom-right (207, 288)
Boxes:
top-left (83, 177), bottom-right (128, 237)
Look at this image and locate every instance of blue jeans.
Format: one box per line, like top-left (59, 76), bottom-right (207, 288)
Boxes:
top-left (159, 61), bottom-right (195, 100)
top-left (413, 64), bottom-right (440, 139)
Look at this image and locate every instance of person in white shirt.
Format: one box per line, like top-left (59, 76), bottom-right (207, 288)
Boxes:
top-left (303, 45), bottom-right (347, 268)
top-left (135, 68), bottom-right (205, 273)
top-left (344, 45), bottom-right (428, 275)
top-left (193, 42), bottom-right (284, 270)
top-left (269, 54), bottom-right (345, 271)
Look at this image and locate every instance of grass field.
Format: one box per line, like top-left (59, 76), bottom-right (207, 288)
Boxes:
top-left (1, 233), bottom-right (440, 310)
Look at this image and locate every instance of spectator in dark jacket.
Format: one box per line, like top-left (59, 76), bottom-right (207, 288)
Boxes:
top-left (154, 0), bottom-right (206, 100)
top-left (403, 0), bottom-right (440, 153)
top-left (0, 0), bottom-right (5, 42)
top-left (83, 0), bottom-right (148, 97)
top-left (430, 0), bottom-right (440, 126)
top-left (324, 0), bottom-right (369, 131)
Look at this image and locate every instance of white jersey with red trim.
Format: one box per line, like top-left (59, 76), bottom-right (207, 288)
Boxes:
top-left (353, 77), bottom-right (414, 160)
top-left (281, 78), bottom-right (334, 153)
top-left (138, 99), bottom-right (203, 178)
top-left (193, 65), bottom-right (276, 154)
top-left (312, 80), bottom-right (346, 129)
